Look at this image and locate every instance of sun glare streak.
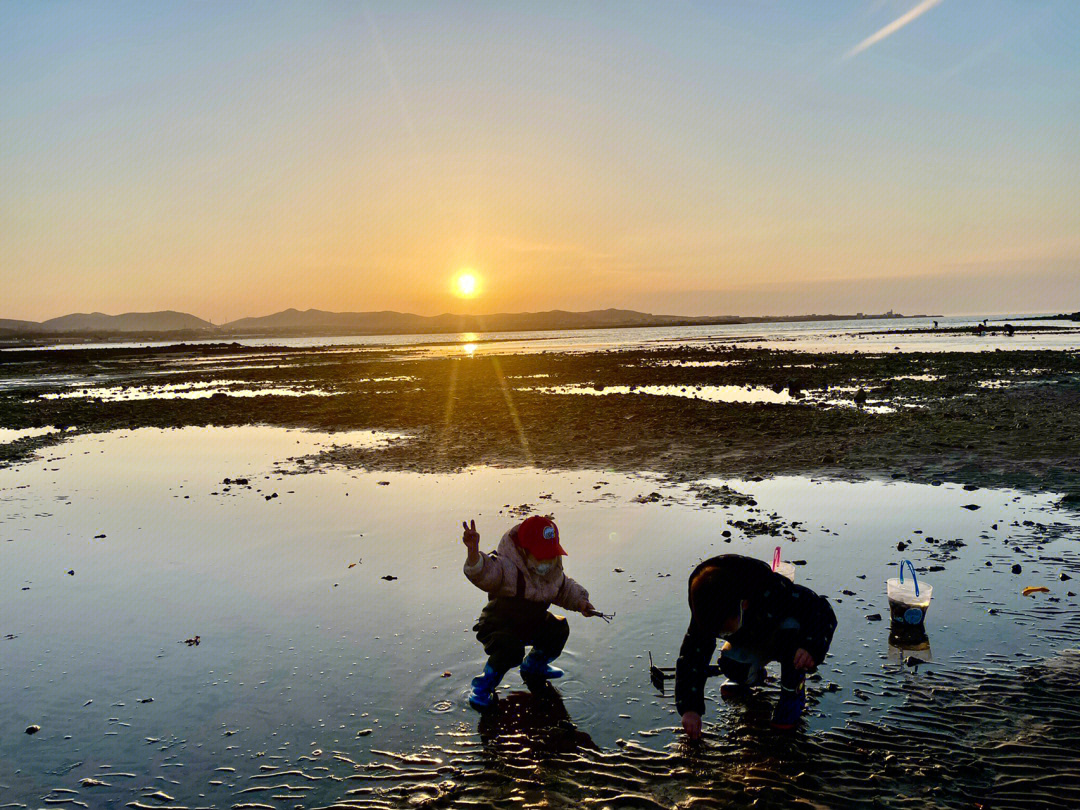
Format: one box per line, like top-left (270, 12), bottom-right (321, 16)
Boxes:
top-left (490, 356), bottom-right (533, 465)
top-left (844, 0), bottom-right (945, 60)
top-left (437, 360), bottom-right (459, 461)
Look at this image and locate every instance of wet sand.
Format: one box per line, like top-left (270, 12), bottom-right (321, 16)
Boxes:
top-left (2, 341), bottom-right (1079, 499)
top-left (345, 650), bottom-right (1080, 810)
top-left (3, 340), bottom-right (1080, 809)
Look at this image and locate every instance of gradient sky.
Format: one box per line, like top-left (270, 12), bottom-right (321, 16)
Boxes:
top-left (2, 1), bottom-right (1078, 322)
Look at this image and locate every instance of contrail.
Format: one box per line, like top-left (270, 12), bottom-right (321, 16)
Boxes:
top-left (844, 0), bottom-right (945, 60)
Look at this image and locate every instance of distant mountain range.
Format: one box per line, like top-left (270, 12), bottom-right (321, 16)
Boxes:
top-left (220, 307), bottom-right (738, 336)
top-left (0, 307), bottom-right (914, 341)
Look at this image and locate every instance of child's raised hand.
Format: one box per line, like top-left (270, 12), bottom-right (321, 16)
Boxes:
top-left (581, 600), bottom-right (599, 617)
top-left (462, 519), bottom-right (480, 551)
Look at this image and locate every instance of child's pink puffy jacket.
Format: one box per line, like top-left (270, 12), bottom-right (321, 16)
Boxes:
top-left (464, 526), bottom-right (590, 613)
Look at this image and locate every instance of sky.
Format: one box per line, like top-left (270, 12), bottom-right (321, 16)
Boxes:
top-left (2, 0), bottom-right (1078, 322)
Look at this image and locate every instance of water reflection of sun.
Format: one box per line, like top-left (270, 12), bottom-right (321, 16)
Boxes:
top-left (454, 271), bottom-right (479, 298)
top-left (460, 332), bottom-right (479, 356)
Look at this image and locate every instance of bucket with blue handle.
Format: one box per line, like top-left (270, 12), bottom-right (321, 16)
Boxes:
top-left (886, 559), bottom-right (933, 630)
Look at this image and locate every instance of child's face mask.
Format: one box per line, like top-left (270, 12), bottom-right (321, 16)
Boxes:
top-left (525, 552), bottom-right (558, 576)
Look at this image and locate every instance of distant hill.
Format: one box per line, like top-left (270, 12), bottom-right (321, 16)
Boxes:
top-left (1, 307), bottom-right (916, 342)
top-left (0, 318), bottom-right (40, 333)
top-left (40, 311), bottom-right (215, 333)
top-left (220, 307), bottom-right (741, 336)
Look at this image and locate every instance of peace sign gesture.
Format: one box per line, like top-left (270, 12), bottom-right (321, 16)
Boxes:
top-left (462, 519), bottom-right (480, 552)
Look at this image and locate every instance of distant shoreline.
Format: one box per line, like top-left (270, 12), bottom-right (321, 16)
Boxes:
top-left (1013, 312), bottom-right (1080, 323)
top-left (0, 311), bottom-right (926, 349)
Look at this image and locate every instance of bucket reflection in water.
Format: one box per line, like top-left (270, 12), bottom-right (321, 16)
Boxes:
top-left (888, 623), bottom-right (932, 659)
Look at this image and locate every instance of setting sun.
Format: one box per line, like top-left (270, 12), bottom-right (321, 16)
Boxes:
top-left (454, 271), bottom-right (479, 298)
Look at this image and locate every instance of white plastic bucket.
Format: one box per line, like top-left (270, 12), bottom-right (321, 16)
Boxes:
top-left (886, 560), bottom-right (932, 627)
top-left (771, 547), bottom-right (795, 582)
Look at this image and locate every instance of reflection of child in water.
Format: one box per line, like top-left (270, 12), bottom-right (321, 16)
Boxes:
top-left (478, 680), bottom-right (598, 755)
top-left (461, 516), bottom-right (598, 710)
top-left (675, 555), bottom-right (837, 734)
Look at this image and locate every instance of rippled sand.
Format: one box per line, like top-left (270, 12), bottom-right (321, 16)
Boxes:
top-left (172, 647), bottom-right (1077, 810)
top-left (3, 424), bottom-right (1079, 809)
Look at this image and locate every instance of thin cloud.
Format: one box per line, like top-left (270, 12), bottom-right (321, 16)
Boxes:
top-left (844, 0), bottom-right (945, 60)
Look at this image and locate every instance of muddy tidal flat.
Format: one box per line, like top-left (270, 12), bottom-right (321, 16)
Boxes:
top-left (3, 333), bottom-right (1080, 809)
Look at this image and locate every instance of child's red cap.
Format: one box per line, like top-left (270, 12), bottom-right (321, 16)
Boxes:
top-left (516, 516), bottom-right (567, 558)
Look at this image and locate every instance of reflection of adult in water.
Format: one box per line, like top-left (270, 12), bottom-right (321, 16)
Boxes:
top-left (477, 681), bottom-right (598, 757)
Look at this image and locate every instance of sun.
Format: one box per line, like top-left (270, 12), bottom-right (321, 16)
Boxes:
top-left (454, 271), bottom-right (479, 298)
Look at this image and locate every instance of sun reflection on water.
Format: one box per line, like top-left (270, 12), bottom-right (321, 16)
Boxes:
top-left (460, 333), bottom-right (479, 356)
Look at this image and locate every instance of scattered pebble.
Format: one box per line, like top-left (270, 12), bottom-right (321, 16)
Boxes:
top-left (381, 575), bottom-right (398, 581)
top-left (866, 614), bottom-right (882, 622)
top-left (25, 724), bottom-right (40, 735)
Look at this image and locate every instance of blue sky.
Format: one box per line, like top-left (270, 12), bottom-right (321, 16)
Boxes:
top-left (2, 1), bottom-right (1077, 320)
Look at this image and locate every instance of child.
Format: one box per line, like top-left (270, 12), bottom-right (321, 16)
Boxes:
top-left (461, 516), bottom-right (598, 710)
top-left (675, 554), bottom-right (837, 734)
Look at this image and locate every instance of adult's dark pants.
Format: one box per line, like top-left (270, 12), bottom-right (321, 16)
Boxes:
top-left (718, 617), bottom-right (805, 690)
top-left (474, 596), bottom-right (569, 675)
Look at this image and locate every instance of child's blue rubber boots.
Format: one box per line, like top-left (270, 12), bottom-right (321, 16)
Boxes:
top-left (770, 676), bottom-right (806, 730)
top-left (468, 664), bottom-right (504, 710)
top-left (519, 649), bottom-right (564, 680)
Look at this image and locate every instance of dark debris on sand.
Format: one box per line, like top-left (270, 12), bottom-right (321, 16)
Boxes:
top-left (2, 342), bottom-right (1080, 499)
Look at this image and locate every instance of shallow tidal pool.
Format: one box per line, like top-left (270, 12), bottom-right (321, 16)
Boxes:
top-left (2, 426), bottom-right (1078, 808)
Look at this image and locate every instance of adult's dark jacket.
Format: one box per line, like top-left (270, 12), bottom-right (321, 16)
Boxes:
top-left (674, 555), bottom-right (837, 717)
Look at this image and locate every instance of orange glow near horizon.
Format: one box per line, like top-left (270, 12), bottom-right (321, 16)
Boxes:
top-left (4, 4), bottom-right (1079, 322)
